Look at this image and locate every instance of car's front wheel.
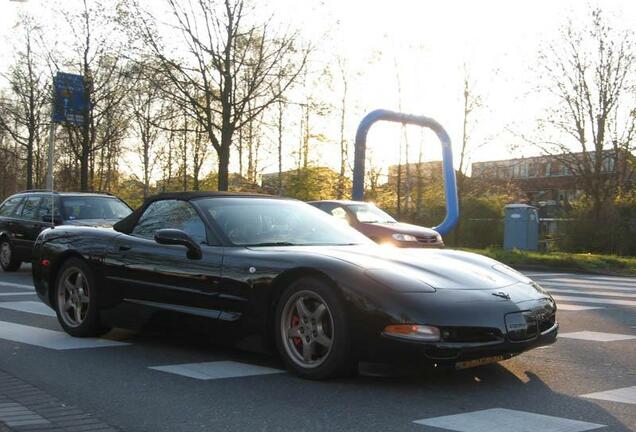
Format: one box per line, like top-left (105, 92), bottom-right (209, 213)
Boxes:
top-left (275, 277), bottom-right (355, 379)
top-left (0, 239), bottom-right (21, 272)
top-left (54, 258), bottom-right (110, 337)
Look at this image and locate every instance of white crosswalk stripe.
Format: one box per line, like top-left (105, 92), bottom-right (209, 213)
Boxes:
top-left (581, 386), bottom-right (636, 404)
top-left (552, 295), bottom-right (636, 307)
top-left (0, 292), bottom-right (36, 297)
top-left (541, 281), bottom-right (636, 292)
top-left (0, 301), bottom-right (56, 317)
top-left (0, 320), bottom-right (129, 350)
top-left (559, 331), bottom-right (636, 342)
top-left (149, 361), bottom-right (284, 380)
top-left (549, 288), bottom-right (636, 298)
top-left (413, 408), bottom-right (605, 432)
top-left (556, 304), bottom-right (604, 311)
top-left (525, 273), bottom-right (636, 310)
top-left (0, 282), bottom-right (35, 290)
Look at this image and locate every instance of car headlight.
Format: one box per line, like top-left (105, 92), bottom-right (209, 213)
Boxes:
top-left (392, 233), bottom-right (418, 242)
top-left (383, 324), bottom-right (441, 341)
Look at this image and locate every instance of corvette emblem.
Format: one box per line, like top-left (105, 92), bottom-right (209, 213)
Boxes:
top-left (492, 291), bottom-right (511, 300)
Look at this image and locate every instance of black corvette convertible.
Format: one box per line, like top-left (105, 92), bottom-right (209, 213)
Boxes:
top-left (32, 192), bottom-right (558, 379)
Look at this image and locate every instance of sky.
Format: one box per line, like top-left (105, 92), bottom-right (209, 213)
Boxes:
top-left (1, 0), bottom-right (635, 179)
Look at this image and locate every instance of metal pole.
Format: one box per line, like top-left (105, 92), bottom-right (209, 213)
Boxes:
top-left (46, 123), bottom-right (55, 190)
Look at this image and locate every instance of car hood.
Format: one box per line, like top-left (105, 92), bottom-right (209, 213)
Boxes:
top-left (364, 222), bottom-right (439, 237)
top-left (258, 245), bottom-right (530, 290)
top-left (63, 219), bottom-right (119, 228)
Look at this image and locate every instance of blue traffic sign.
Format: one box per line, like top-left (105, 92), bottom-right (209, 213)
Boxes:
top-left (52, 72), bottom-right (88, 125)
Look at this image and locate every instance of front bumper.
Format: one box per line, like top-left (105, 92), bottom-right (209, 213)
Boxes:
top-left (370, 320), bottom-right (558, 367)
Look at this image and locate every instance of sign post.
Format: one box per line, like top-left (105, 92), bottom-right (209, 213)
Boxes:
top-left (47, 72), bottom-right (87, 190)
top-left (47, 72), bottom-right (88, 224)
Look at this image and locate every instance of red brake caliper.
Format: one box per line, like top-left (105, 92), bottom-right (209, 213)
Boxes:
top-left (291, 315), bottom-right (302, 349)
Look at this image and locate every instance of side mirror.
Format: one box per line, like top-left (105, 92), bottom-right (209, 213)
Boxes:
top-left (154, 229), bottom-right (202, 260)
top-left (41, 214), bottom-right (62, 225)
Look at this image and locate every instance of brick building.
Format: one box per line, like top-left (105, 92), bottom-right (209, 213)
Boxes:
top-left (471, 150), bottom-right (633, 209)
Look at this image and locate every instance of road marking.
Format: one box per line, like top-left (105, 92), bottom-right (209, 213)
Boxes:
top-left (0, 292), bottom-right (35, 297)
top-left (413, 408), bottom-right (605, 432)
top-left (551, 295), bottom-right (636, 307)
top-left (149, 360), bottom-right (284, 380)
top-left (565, 275), bottom-right (636, 283)
top-left (581, 386), bottom-right (636, 404)
top-left (0, 301), bottom-right (56, 317)
top-left (549, 288), bottom-right (636, 298)
top-left (540, 277), bottom-right (636, 286)
top-left (0, 320), bottom-right (129, 350)
top-left (0, 282), bottom-right (34, 290)
top-left (559, 331), bottom-right (636, 342)
top-left (541, 282), bottom-right (636, 292)
top-left (557, 304), bottom-right (604, 311)
top-left (534, 275), bottom-right (636, 284)
top-left (0, 402), bottom-right (49, 427)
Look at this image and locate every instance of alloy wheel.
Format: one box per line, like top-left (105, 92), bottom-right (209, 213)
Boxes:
top-left (281, 290), bottom-right (334, 369)
top-left (57, 267), bottom-right (90, 328)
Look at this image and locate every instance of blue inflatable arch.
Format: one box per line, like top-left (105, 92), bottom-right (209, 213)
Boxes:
top-left (351, 109), bottom-right (459, 236)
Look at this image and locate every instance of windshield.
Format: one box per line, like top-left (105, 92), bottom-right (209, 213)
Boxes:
top-left (197, 198), bottom-right (373, 246)
top-left (348, 204), bottom-right (396, 224)
top-left (61, 196), bottom-right (132, 221)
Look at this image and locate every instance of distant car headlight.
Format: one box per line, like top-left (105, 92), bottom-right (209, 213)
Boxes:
top-left (392, 233), bottom-right (418, 242)
top-left (383, 324), bottom-right (441, 341)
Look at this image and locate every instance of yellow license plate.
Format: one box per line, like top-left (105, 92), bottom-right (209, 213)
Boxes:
top-left (455, 355), bottom-right (505, 370)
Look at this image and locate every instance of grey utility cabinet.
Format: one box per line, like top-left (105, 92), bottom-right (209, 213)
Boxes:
top-left (503, 204), bottom-right (539, 251)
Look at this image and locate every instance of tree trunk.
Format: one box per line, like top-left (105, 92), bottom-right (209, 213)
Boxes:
top-left (218, 143), bottom-right (230, 191)
top-left (80, 146), bottom-right (90, 191)
top-left (277, 100), bottom-right (283, 195)
top-left (25, 137), bottom-right (34, 190)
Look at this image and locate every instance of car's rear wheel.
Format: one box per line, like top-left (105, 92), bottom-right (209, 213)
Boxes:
top-left (54, 258), bottom-right (110, 337)
top-left (0, 240), bottom-right (21, 272)
top-left (275, 277), bottom-right (355, 379)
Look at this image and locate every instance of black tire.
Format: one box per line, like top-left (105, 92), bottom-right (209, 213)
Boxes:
top-left (53, 257), bottom-right (110, 337)
top-left (0, 239), bottom-right (21, 272)
top-left (275, 277), bottom-right (355, 380)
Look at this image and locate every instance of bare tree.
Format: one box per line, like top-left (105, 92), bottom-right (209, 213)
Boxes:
top-left (127, 62), bottom-right (169, 198)
top-left (535, 8), bottom-right (635, 216)
top-left (335, 56), bottom-right (348, 199)
top-left (132, 0), bottom-right (308, 191)
top-left (0, 15), bottom-right (50, 190)
top-left (52, 0), bottom-right (131, 191)
top-left (458, 64), bottom-right (482, 199)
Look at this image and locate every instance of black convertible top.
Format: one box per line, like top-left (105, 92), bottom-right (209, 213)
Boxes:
top-left (113, 191), bottom-right (281, 234)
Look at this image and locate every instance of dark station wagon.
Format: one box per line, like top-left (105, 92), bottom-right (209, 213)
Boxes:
top-left (0, 190), bottom-right (132, 272)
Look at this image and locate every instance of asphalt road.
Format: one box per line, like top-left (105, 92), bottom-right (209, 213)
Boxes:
top-left (0, 264), bottom-right (635, 432)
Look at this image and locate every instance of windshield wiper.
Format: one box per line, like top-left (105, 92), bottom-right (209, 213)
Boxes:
top-left (244, 241), bottom-right (297, 247)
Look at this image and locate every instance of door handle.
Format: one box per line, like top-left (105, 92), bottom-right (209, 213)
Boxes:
top-left (118, 245), bottom-right (132, 251)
